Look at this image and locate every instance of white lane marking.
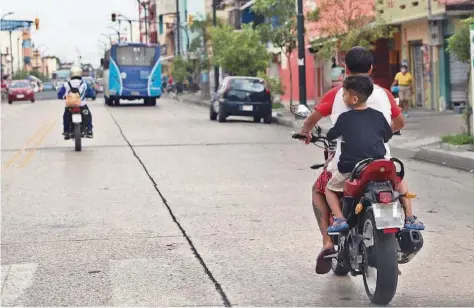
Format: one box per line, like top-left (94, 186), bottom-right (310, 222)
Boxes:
top-left (1, 263), bottom-right (37, 306)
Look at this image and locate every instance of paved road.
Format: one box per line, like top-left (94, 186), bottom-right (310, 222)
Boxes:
top-left (2, 97), bottom-right (474, 306)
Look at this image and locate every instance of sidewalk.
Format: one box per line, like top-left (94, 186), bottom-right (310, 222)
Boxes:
top-left (175, 93), bottom-right (474, 172)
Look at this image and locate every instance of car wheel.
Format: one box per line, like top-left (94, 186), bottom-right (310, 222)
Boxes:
top-left (8, 100), bottom-right (12, 104)
top-left (92, 96), bottom-right (96, 101)
top-left (253, 116), bottom-right (261, 123)
top-left (263, 112), bottom-right (272, 124)
top-left (31, 98), bottom-right (35, 103)
top-left (218, 105), bottom-right (226, 123)
top-left (210, 104), bottom-right (217, 120)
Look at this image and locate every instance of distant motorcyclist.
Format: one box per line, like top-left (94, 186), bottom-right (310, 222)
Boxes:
top-left (57, 66), bottom-right (95, 139)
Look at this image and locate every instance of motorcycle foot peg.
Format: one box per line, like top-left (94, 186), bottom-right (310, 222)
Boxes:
top-left (323, 253), bottom-right (338, 259)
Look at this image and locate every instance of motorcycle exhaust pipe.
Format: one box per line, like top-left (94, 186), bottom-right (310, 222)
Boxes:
top-left (397, 229), bottom-right (424, 264)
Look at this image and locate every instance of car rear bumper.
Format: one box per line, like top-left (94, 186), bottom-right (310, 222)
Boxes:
top-left (8, 94), bottom-right (34, 101)
top-left (221, 101), bottom-right (271, 116)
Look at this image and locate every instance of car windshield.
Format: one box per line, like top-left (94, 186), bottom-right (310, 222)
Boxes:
top-left (116, 46), bottom-right (156, 66)
top-left (230, 79), bottom-right (266, 92)
top-left (10, 81), bottom-right (30, 88)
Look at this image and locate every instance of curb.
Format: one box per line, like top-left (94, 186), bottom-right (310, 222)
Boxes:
top-left (177, 96), bottom-right (474, 172)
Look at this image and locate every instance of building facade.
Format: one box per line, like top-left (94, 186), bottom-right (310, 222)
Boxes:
top-left (377, 0), bottom-right (474, 110)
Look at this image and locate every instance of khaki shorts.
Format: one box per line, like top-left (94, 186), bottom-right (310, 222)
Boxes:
top-left (398, 85), bottom-right (411, 101)
top-left (326, 171), bottom-right (350, 192)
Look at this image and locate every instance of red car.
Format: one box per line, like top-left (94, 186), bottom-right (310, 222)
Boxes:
top-left (7, 80), bottom-right (35, 104)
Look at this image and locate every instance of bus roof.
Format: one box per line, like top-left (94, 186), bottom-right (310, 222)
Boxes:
top-left (114, 42), bottom-right (160, 48)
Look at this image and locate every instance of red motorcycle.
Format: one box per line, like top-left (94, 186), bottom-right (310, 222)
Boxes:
top-left (292, 128), bottom-right (424, 305)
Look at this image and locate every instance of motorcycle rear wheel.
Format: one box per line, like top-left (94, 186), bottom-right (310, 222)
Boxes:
top-left (74, 123), bottom-right (82, 152)
top-left (361, 210), bottom-right (398, 305)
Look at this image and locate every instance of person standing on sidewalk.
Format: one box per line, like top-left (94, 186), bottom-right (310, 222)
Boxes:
top-left (392, 64), bottom-right (413, 117)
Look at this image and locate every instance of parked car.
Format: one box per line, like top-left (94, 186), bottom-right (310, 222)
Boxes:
top-left (7, 80), bottom-right (35, 104)
top-left (331, 66), bottom-right (345, 88)
top-left (43, 82), bottom-right (55, 91)
top-left (83, 77), bottom-right (100, 97)
top-left (210, 76), bottom-right (272, 124)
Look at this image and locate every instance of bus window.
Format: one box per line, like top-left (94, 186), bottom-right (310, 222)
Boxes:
top-left (116, 46), bottom-right (156, 66)
top-left (104, 50), bottom-right (111, 69)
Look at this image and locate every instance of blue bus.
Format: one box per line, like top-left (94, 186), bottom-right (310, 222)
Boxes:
top-left (101, 43), bottom-right (162, 106)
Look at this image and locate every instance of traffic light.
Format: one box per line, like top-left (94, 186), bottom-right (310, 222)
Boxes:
top-left (111, 13), bottom-right (116, 22)
top-left (159, 15), bottom-right (163, 34)
top-left (34, 18), bottom-right (40, 30)
top-left (188, 15), bottom-right (194, 26)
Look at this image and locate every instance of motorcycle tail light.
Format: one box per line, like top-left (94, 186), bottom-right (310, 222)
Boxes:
top-left (383, 228), bottom-right (399, 234)
top-left (378, 192), bottom-right (393, 204)
top-left (70, 107), bottom-right (81, 113)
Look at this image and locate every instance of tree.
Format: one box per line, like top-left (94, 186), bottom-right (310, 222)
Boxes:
top-left (171, 55), bottom-right (191, 83)
top-left (210, 24), bottom-right (270, 76)
top-left (257, 71), bottom-right (284, 100)
top-left (447, 17), bottom-right (474, 137)
top-left (306, 0), bottom-right (396, 58)
top-left (252, 0), bottom-right (297, 104)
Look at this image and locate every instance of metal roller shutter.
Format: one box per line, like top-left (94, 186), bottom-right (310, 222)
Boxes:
top-left (449, 52), bottom-right (470, 104)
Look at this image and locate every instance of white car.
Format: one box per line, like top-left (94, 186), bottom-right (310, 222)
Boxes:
top-left (30, 82), bottom-right (39, 92)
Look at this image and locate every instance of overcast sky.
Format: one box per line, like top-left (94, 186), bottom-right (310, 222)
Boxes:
top-left (1, 0), bottom-right (139, 66)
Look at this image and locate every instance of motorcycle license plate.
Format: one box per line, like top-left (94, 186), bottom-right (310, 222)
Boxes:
top-left (72, 114), bottom-right (82, 123)
top-left (372, 202), bottom-right (404, 229)
top-left (17, 94), bottom-right (24, 98)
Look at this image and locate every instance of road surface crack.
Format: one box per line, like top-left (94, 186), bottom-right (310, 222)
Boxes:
top-left (107, 108), bottom-right (232, 307)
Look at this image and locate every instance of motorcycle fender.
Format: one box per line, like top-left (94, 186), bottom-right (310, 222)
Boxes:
top-left (370, 202), bottom-right (404, 230)
top-left (72, 114), bottom-right (82, 123)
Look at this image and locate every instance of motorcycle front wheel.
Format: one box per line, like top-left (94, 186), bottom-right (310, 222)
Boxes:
top-left (74, 123), bottom-right (82, 152)
top-left (360, 210), bottom-right (398, 305)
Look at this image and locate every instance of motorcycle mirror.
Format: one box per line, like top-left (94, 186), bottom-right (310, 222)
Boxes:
top-left (290, 104), bottom-right (311, 117)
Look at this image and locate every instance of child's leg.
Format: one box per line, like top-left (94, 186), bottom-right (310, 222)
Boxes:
top-left (325, 172), bottom-right (349, 232)
top-left (395, 180), bottom-right (424, 230)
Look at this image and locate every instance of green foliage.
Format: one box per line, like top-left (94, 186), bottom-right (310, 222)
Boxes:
top-left (210, 24), bottom-right (270, 76)
top-left (446, 17), bottom-right (474, 64)
top-left (441, 133), bottom-right (474, 145)
top-left (447, 17), bottom-right (474, 136)
top-left (12, 70), bottom-right (48, 82)
top-left (257, 71), bottom-right (284, 96)
top-left (307, 0), bottom-right (397, 59)
top-left (171, 56), bottom-right (191, 83)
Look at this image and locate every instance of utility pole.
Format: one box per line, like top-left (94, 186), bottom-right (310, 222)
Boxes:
top-left (212, 0), bottom-right (219, 92)
top-left (144, 3), bottom-right (149, 44)
top-left (9, 31), bottom-right (14, 76)
top-left (296, 0), bottom-right (307, 106)
top-left (176, 0), bottom-right (181, 55)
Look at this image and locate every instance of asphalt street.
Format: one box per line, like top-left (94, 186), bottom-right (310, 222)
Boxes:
top-left (1, 96), bottom-right (474, 306)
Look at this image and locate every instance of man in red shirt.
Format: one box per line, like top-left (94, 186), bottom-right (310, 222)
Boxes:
top-left (299, 47), bottom-right (422, 274)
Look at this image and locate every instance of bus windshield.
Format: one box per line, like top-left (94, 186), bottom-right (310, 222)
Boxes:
top-left (116, 46), bottom-right (156, 66)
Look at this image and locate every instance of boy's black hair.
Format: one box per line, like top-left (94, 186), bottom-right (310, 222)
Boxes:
top-left (401, 64), bottom-right (408, 69)
top-left (345, 46), bottom-right (373, 74)
top-left (343, 75), bottom-right (374, 103)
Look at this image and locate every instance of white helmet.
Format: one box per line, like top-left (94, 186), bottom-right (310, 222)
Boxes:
top-left (70, 66), bottom-right (82, 78)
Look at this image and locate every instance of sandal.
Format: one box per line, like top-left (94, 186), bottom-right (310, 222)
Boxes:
top-left (327, 218), bottom-right (349, 233)
top-left (404, 215), bottom-right (425, 230)
top-left (315, 248), bottom-right (335, 274)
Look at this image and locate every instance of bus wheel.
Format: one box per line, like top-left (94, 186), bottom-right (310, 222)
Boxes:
top-left (149, 98), bottom-right (156, 106)
top-left (114, 99), bottom-right (120, 106)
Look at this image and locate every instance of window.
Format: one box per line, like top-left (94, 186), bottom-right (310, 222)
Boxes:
top-left (230, 78), bottom-right (266, 92)
top-left (116, 46), bottom-right (156, 66)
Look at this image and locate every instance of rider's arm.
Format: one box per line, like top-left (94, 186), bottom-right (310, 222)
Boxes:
top-left (300, 86), bottom-right (340, 133)
top-left (57, 85), bottom-right (66, 99)
top-left (383, 88), bottom-right (405, 132)
top-left (326, 115), bottom-right (344, 141)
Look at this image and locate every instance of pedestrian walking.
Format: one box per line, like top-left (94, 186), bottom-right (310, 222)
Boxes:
top-left (392, 64), bottom-right (413, 117)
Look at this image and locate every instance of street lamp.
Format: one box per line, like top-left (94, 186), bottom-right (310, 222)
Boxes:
top-left (296, 0), bottom-right (307, 106)
top-left (1, 12), bottom-right (15, 77)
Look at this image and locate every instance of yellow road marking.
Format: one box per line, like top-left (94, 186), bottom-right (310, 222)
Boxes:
top-left (2, 120), bottom-right (52, 170)
top-left (18, 120), bottom-right (57, 168)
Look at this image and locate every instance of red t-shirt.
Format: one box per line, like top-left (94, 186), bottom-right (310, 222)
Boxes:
top-left (315, 85), bottom-right (401, 119)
